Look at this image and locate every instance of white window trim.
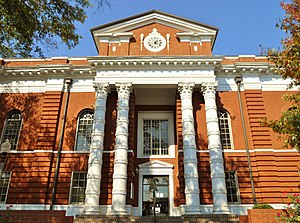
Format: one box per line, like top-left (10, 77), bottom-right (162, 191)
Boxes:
top-left (0, 171), bottom-right (11, 204)
top-left (218, 109), bottom-right (234, 150)
top-left (225, 170), bottom-right (241, 204)
top-left (69, 171), bottom-right (87, 205)
top-left (74, 109), bottom-right (94, 151)
top-left (1, 110), bottom-right (23, 151)
top-left (137, 112), bottom-right (175, 158)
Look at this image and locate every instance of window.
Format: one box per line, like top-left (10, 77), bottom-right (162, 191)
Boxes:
top-left (75, 110), bottom-right (94, 151)
top-left (0, 171), bottom-right (11, 203)
top-left (69, 171), bottom-right (87, 204)
top-left (225, 171), bottom-right (240, 203)
top-left (138, 112), bottom-right (175, 158)
top-left (217, 109), bottom-right (233, 149)
top-left (1, 110), bottom-right (22, 150)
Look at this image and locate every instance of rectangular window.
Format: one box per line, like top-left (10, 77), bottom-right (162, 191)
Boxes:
top-left (225, 171), bottom-right (239, 203)
top-left (143, 119), bottom-right (169, 155)
top-left (69, 171), bottom-right (87, 204)
top-left (138, 112), bottom-right (174, 158)
top-left (0, 171), bottom-right (11, 203)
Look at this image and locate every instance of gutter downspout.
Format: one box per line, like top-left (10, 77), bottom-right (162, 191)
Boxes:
top-left (235, 77), bottom-right (257, 205)
top-left (50, 77), bottom-right (73, 210)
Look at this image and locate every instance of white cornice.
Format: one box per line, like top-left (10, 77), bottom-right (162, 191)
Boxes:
top-left (0, 65), bottom-right (94, 78)
top-left (88, 56), bottom-right (223, 71)
top-left (93, 13), bottom-right (217, 34)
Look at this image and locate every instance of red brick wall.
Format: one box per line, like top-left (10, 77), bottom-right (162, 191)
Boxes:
top-left (100, 23), bottom-right (212, 56)
top-left (247, 209), bottom-right (280, 223)
top-left (127, 93), bottom-right (136, 206)
top-left (0, 210), bottom-right (73, 223)
top-left (176, 94), bottom-right (185, 206)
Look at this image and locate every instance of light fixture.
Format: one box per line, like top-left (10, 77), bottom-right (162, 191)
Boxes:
top-left (1, 139), bottom-right (11, 152)
top-left (0, 139), bottom-right (11, 178)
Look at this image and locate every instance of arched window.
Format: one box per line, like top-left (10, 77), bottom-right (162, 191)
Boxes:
top-left (74, 110), bottom-right (94, 151)
top-left (1, 110), bottom-right (22, 150)
top-left (217, 109), bottom-right (233, 150)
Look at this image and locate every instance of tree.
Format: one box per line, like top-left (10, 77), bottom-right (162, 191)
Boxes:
top-left (0, 0), bottom-right (110, 58)
top-left (266, 0), bottom-right (300, 151)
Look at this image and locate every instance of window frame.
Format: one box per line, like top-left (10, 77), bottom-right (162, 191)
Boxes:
top-left (1, 110), bottom-right (23, 151)
top-left (217, 109), bottom-right (234, 150)
top-left (74, 109), bottom-right (94, 151)
top-left (137, 112), bottom-right (175, 158)
top-left (225, 170), bottom-right (240, 204)
top-left (0, 171), bottom-right (11, 204)
top-left (69, 171), bottom-right (87, 205)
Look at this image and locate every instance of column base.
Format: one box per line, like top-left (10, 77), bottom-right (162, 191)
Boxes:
top-left (110, 206), bottom-right (128, 216)
top-left (213, 205), bottom-right (231, 214)
top-left (83, 205), bottom-right (100, 215)
top-left (185, 206), bottom-right (202, 215)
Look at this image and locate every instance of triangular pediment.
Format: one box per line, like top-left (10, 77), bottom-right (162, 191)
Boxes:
top-left (91, 10), bottom-right (218, 56)
top-left (138, 160), bottom-right (174, 169)
top-left (91, 10), bottom-right (218, 34)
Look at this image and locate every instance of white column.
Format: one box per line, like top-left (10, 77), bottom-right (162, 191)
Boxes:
top-left (111, 82), bottom-right (132, 215)
top-left (178, 82), bottom-right (201, 215)
top-left (201, 82), bottom-right (230, 214)
top-left (84, 82), bottom-right (110, 215)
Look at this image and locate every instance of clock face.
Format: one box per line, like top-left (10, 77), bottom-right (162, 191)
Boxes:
top-left (148, 37), bottom-right (163, 49)
top-left (144, 34), bottom-right (166, 52)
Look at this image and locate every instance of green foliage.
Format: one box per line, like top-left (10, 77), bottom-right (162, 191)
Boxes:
top-left (252, 204), bottom-right (274, 209)
top-left (276, 193), bottom-right (300, 223)
top-left (264, 93), bottom-right (300, 151)
top-left (266, 0), bottom-right (300, 151)
top-left (0, 0), bottom-right (110, 58)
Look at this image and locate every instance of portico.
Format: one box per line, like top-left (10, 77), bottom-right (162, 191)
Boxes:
top-left (83, 57), bottom-right (230, 215)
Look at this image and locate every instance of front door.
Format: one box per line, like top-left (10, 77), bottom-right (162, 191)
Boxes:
top-left (142, 175), bottom-right (169, 216)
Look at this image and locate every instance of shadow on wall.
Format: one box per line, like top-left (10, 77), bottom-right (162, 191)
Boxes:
top-left (0, 83), bottom-right (45, 204)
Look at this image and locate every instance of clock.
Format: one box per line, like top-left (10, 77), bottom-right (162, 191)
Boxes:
top-left (143, 28), bottom-right (166, 52)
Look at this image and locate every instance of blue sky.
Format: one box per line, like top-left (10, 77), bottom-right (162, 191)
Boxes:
top-left (49, 0), bottom-right (286, 57)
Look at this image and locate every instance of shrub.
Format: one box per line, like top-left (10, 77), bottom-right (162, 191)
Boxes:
top-left (252, 204), bottom-right (274, 209)
top-left (276, 193), bottom-right (300, 223)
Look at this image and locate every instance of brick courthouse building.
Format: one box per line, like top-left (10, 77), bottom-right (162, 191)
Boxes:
top-left (0, 10), bottom-right (299, 218)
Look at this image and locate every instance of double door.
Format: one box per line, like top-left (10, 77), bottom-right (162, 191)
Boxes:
top-left (142, 175), bottom-right (169, 216)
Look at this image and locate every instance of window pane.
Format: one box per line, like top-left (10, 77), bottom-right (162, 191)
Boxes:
top-left (75, 110), bottom-right (94, 151)
top-left (142, 119), bottom-right (169, 155)
top-left (0, 172), bottom-right (11, 203)
top-left (225, 171), bottom-right (239, 203)
top-left (70, 171), bottom-right (87, 204)
top-left (2, 111), bottom-right (22, 150)
top-left (217, 110), bottom-right (232, 150)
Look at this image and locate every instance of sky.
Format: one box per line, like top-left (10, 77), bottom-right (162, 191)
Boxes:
top-left (48, 0), bottom-right (286, 57)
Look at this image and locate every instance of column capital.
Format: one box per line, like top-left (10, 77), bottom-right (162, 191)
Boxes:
top-left (178, 82), bottom-right (195, 95)
top-left (200, 82), bottom-right (218, 94)
top-left (93, 82), bottom-right (110, 94)
top-left (115, 82), bottom-right (132, 95)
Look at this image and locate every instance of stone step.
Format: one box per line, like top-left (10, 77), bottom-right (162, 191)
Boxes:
top-left (74, 214), bottom-right (240, 223)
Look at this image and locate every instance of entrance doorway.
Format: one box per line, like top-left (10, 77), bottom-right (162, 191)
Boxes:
top-left (142, 176), bottom-right (169, 216)
top-left (138, 160), bottom-right (175, 216)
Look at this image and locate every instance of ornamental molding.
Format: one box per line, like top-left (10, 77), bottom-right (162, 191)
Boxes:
top-left (200, 82), bottom-right (218, 94)
top-left (115, 82), bottom-right (133, 95)
top-left (89, 56), bottom-right (222, 70)
top-left (0, 64), bottom-right (94, 78)
top-left (95, 32), bottom-right (134, 43)
top-left (93, 82), bottom-right (110, 95)
top-left (138, 160), bottom-right (174, 169)
top-left (177, 82), bottom-right (195, 95)
top-left (216, 62), bottom-right (272, 74)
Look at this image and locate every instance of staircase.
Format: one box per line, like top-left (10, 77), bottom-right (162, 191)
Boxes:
top-left (74, 214), bottom-right (240, 223)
